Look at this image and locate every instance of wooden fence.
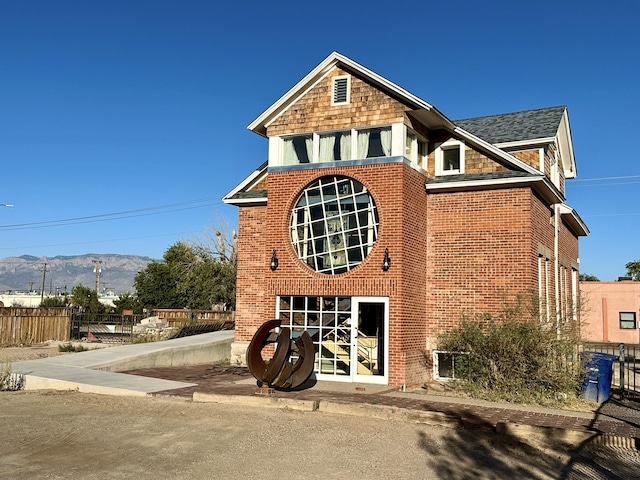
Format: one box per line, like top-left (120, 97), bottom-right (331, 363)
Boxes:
top-left (152, 309), bottom-right (235, 327)
top-left (0, 307), bottom-right (72, 345)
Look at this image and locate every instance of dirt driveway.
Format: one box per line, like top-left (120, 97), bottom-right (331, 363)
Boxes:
top-left (0, 390), bottom-right (571, 480)
top-left (1, 346), bottom-right (637, 479)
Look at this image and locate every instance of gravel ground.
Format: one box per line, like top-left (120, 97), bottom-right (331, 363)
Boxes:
top-left (1, 345), bottom-right (638, 479)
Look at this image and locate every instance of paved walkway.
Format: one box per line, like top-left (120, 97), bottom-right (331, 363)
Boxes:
top-left (126, 363), bottom-right (640, 441)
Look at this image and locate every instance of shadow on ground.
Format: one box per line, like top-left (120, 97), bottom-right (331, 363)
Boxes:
top-left (417, 410), bottom-right (640, 479)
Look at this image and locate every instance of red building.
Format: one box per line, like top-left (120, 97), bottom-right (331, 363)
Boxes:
top-left (224, 52), bottom-right (588, 387)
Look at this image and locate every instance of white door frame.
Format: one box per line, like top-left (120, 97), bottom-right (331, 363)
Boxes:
top-left (351, 296), bottom-right (389, 384)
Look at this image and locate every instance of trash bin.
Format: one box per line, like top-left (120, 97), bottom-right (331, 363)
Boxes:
top-left (581, 352), bottom-right (616, 403)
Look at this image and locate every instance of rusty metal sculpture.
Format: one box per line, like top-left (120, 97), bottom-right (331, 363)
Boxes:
top-left (246, 319), bottom-right (315, 390)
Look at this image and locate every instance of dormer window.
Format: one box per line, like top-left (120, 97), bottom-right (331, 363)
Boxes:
top-left (435, 140), bottom-right (465, 175)
top-left (332, 75), bottom-right (350, 105)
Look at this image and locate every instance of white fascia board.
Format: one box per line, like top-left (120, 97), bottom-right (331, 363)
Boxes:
top-left (494, 137), bottom-right (556, 149)
top-left (222, 164), bottom-right (268, 202)
top-left (222, 196), bottom-right (267, 206)
top-left (558, 109), bottom-right (577, 179)
top-left (248, 52), bottom-right (450, 137)
top-left (425, 175), bottom-right (544, 192)
top-left (453, 127), bottom-right (541, 175)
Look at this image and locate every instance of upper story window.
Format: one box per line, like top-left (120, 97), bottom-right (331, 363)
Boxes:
top-left (435, 140), bottom-right (465, 175)
top-left (332, 75), bottom-right (350, 105)
top-left (405, 129), bottom-right (428, 169)
top-left (276, 126), bottom-right (392, 166)
top-left (620, 312), bottom-right (636, 329)
top-left (319, 131), bottom-right (351, 162)
top-left (357, 127), bottom-right (391, 158)
top-left (283, 135), bottom-right (312, 165)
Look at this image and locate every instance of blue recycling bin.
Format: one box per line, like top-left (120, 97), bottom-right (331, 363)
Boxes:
top-left (581, 352), bottom-right (616, 403)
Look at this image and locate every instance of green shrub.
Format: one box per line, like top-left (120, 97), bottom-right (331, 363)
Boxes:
top-left (58, 343), bottom-right (88, 353)
top-left (437, 294), bottom-right (583, 405)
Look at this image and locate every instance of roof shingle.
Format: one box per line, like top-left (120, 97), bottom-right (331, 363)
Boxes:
top-left (454, 106), bottom-right (566, 144)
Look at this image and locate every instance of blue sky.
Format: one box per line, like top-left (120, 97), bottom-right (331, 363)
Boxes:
top-left (0, 0), bottom-right (638, 281)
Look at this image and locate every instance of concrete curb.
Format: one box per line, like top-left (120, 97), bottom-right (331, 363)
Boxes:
top-left (318, 400), bottom-right (460, 427)
top-left (193, 392), bottom-right (319, 412)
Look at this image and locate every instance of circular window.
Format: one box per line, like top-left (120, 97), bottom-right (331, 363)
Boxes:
top-left (290, 175), bottom-right (379, 274)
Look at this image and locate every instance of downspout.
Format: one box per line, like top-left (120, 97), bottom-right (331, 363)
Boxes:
top-left (554, 204), bottom-right (560, 338)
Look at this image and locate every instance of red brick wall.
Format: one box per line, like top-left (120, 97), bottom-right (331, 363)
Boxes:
top-left (426, 187), bottom-right (534, 333)
top-left (235, 166), bottom-right (582, 386)
top-left (234, 161), bottom-right (429, 386)
top-left (234, 206), bottom-right (269, 341)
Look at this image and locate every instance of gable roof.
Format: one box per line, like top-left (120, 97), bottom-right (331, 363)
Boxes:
top-left (454, 106), bottom-right (567, 144)
top-left (247, 51), bottom-right (454, 137)
top-left (455, 106), bottom-right (576, 178)
top-left (227, 53), bottom-right (580, 206)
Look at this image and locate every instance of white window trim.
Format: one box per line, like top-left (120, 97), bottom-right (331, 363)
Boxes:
top-left (331, 75), bottom-right (351, 106)
top-left (404, 125), bottom-right (428, 170)
top-left (432, 350), bottom-right (470, 381)
top-left (270, 124), bottom-right (401, 166)
top-left (435, 139), bottom-right (465, 176)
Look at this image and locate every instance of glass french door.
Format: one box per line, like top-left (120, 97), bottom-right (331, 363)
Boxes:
top-left (351, 297), bottom-right (388, 384)
top-left (277, 295), bottom-right (388, 384)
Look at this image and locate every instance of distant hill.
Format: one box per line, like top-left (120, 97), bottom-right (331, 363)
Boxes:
top-left (0, 254), bottom-right (156, 294)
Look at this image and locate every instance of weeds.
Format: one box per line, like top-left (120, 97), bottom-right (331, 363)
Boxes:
top-left (58, 343), bottom-right (88, 353)
top-left (436, 293), bottom-right (584, 406)
top-left (1, 362), bottom-right (25, 391)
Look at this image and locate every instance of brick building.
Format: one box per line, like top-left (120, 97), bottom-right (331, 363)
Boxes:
top-left (223, 52), bottom-right (589, 387)
top-left (580, 280), bottom-right (640, 344)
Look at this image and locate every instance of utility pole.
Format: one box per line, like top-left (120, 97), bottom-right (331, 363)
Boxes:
top-left (92, 260), bottom-right (102, 293)
top-left (40, 263), bottom-right (47, 302)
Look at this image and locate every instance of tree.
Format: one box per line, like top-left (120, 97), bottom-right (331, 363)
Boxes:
top-left (70, 284), bottom-right (106, 314)
top-left (40, 296), bottom-right (68, 307)
top-left (113, 292), bottom-right (143, 314)
top-left (625, 260), bottom-right (640, 281)
top-left (133, 261), bottom-right (183, 309)
top-left (133, 238), bottom-right (236, 310)
top-left (579, 273), bottom-right (600, 282)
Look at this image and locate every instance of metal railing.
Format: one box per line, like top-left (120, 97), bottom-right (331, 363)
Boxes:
top-left (71, 312), bottom-right (142, 344)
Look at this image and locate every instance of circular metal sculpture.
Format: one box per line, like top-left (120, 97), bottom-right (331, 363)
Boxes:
top-left (246, 319), bottom-right (315, 390)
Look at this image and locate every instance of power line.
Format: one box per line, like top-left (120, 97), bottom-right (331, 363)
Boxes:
top-left (0, 197), bottom-right (223, 231)
top-left (0, 230), bottom-right (200, 253)
top-left (570, 174), bottom-right (640, 182)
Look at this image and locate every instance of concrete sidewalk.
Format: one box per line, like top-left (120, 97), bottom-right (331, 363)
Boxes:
top-left (11, 330), bottom-right (234, 396)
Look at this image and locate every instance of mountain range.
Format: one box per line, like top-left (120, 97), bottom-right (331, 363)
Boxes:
top-left (0, 254), bottom-right (156, 294)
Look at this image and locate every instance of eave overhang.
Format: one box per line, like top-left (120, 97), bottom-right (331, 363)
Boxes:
top-left (557, 109), bottom-right (577, 179)
top-left (558, 204), bottom-right (590, 236)
top-left (425, 172), bottom-right (564, 206)
top-left (222, 161), bottom-right (268, 206)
